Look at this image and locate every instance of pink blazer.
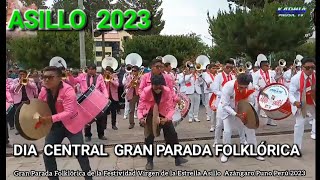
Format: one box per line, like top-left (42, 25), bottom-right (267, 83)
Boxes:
top-left (38, 82), bottom-right (81, 134)
top-left (137, 86), bottom-right (175, 121)
top-left (105, 74), bottom-right (119, 101)
top-left (124, 74), bottom-right (139, 100)
top-left (138, 72), bottom-right (174, 94)
top-left (6, 89), bottom-right (13, 103)
top-left (9, 79), bottom-right (38, 104)
top-left (69, 73), bottom-right (109, 99)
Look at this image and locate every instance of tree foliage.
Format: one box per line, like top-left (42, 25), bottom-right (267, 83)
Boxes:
top-left (123, 34), bottom-right (206, 67)
top-left (227, 0), bottom-right (289, 9)
top-left (9, 31), bottom-right (94, 69)
top-left (207, 0), bottom-right (314, 61)
top-left (114, 0), bottom-right (165, 35)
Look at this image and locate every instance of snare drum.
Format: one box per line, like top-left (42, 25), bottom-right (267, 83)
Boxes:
top-left (258, 83), bottom-right (292, 120)
top-left (77, 85), bottom-right (111, 122)
top-left (6, 102), bottom-right (14, 115)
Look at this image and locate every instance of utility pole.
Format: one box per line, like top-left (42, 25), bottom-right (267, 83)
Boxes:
top-left (78, 0), bottom-right (86, 68)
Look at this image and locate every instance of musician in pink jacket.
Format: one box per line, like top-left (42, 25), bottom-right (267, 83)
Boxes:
top-left (6, 77), bottom-right (14, 148)
top-left (9, 69), bottom-right (38, 129)
top-left (124, 65), bottom-right (141, 129)
top-left (68, 64), bottom-right (109, 142)
top-left (137, 74), bottom-right (188, 170)
top-left (37, 66), bottom-right (92, 180)
top-left (104, 66), bottom-right (119, 130)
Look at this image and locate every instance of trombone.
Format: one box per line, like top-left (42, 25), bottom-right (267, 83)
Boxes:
top-left (121, 66), bottom-right (144, 98)
top-left (14, 72), bottom-right (31, 94)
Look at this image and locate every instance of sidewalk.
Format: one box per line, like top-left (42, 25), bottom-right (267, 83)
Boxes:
top-left (6, 133), bottom-right (315, 180)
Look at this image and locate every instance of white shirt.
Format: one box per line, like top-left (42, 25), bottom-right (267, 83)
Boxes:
top-left (252, 69), bottom-right (276, 96)
top-left (212, 71), bottom-right (235, 107)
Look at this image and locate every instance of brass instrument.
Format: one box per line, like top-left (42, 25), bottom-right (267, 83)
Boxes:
top-left (185, 61), bottom-right (193, 68)
top-left (14, 72), bottom-right (31, 94)
top-left (195, 63), bottom-right (202, 71)
top-left (121, 67), bottom-right (144, 99)
top-left (279, 59), bottom-right (286, 67)
top-left (102, 57), bottom-right (118, 71)
top-left (104, 74), bottom-right (113, 82)
top-left (62, 71), bottom-right (67, 80)
top-left (163, 55), bottom-right (178, 68)
top-left (126, 65), bottom-right (132, 73)
top-left (236, 66), bottom-right (246, 74)
top-left (245, 61), bottom-right (253, 70)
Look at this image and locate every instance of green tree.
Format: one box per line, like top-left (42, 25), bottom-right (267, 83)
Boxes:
top-left (207, 0), bottom-right (314, 60)
top-left (9, 31), bottom-right (94, 69)
top-left (227, 0), bottom-right (289, 9)
top-left (114, 0), bottom-right (165, 35)
top-left (23, 0), bottom-right (48, 8)
top-left (123, 35), bottom-right (206, 67)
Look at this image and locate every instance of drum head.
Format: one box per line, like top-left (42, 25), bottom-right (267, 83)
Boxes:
top-left (179, 94), bottom-right (191, 118)
top-left (15, 99), bottom-right (52, 141)
top-left (77, 85), bottom-right (95, 104)
top-left (258, 83), bottom-right (289, 111)
top-left (238, 100), bottom-right (259, 129)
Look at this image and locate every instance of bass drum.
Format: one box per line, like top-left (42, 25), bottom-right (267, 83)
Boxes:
top-left (172, 92), bottom-right (191, 126)
top-left (258, 83), bottom-right (292, 120)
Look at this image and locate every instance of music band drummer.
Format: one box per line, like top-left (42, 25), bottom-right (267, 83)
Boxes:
top-left (38, 66), bottom-right (92, 180)
top-left (137, 74), bottom-right (188, 170)
top-left (289, 57), bottom-right (316, 150)
top-left (219, 73), bottom-right (265, 163)
top-left (68, 64), bottom-right (109, 142)
top-left (104, 66), bottom-right (120, 130)
top-left (252, 60), bottom-right (277, 126)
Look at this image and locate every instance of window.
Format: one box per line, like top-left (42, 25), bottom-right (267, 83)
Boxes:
top-left (96, 51), bottom-right (102, 56)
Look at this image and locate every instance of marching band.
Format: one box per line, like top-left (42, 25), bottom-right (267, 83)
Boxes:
top-left (6, 53), bottom-right (316, 172)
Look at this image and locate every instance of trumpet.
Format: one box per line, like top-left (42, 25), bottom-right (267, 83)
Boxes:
top-left (62, 72), bottom-right (67, 80)
top-left (104, 74), bottom-right (113, 82)
top-left (236, 66), bottom-right (246, 74)
top-left (245, 61), bottom-right (252, 70)
top-left (14, 72), bottom-right (31, 94)
top-left (293, 59), bottom-right (301, 67)
top-left (279, 59), bottom-right (286, 67)
top-left (121, 67), bottom-right (144, 98)
top-left (126, 65), bottom-right (132, 73)
top-left (185, 61), bottom-right (193, 68)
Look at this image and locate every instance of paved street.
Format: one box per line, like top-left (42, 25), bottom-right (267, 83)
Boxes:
top-left (6, 133), bottom-right (315, 180)
top-left (6, 107), bottom-right (313, 155)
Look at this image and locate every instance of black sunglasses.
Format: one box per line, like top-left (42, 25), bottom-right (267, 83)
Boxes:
top-left (42, 75), bottom-right (57, 80)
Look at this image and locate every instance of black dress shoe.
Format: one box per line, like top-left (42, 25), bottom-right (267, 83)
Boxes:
top-left (85, 137), bottom-right (91, 142)
top-left (99, 136), bottom-right (107, 140)
top-left (175, 157), bottom-right (188, 166)
top-left (145, 161), bottom-right (154, 170)
top-left (128, 124), bottom-right (135, 129)
top-left (112, 126), bottom-right (118, 130)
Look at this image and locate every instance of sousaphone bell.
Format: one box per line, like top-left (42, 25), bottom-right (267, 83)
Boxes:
top-left (162, 55), bottom-right (178, 68)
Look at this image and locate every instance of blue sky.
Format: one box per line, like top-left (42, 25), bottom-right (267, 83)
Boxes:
top-left (45, 0), bottom-right (314, 46)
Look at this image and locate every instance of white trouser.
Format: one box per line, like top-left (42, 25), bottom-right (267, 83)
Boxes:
top-left (211, 111), bottom-right (217, 129)
top-left (222, 115), bottom-right (256, 146)
top-left (254, 95), bottom-right (274, 124)
top-left (294, 105), bottom-right (316, 149)
top-left (201, 86), bottom-right (205, 104)
top-left (124, 98), bottom-right (130, 116)
top-left (204, 93), bottom-right (212, 117)
top-left (187, 93), bottom-right (201, 119)
top-left (214, 115), bottom-right (246, 144)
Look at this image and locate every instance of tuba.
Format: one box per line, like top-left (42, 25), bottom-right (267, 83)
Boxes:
top-left (49, 56), bottom-right (68, 80)
top-left (102, 57), bottom-right (118, 82)
top-left (294, 55), bottom-right (303, 67)
top-left (196, 55), bottom-right (210, 71)
top-left (162, 55), bottom-right (178, 69)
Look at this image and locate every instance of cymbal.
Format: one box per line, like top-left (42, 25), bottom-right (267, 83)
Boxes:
top-left (15, 99), bottom-right (52, 141)
top-left (237, 100), bottom-right (259, 129)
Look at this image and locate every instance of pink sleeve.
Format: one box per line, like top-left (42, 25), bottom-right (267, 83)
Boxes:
top-left (26, 80), bottom-right (37, 89)
top-left (138, 75), bottom-right (147, 94)
top-left (68, 75), bottom-right (80, 86)
top-left (9, 80), bottom-right (19, 92)
top-left (137, 90), bottom-right (146, 120)
top-left (38, 87), bottom-right (47, 101)
top-left (51, 88), bottom-right (78, 123)
top-left (98, 76), bottom-right (109, 99)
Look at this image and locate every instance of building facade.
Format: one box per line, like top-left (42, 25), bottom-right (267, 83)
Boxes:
top-left (94, 30), bottom-right (132, 72)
